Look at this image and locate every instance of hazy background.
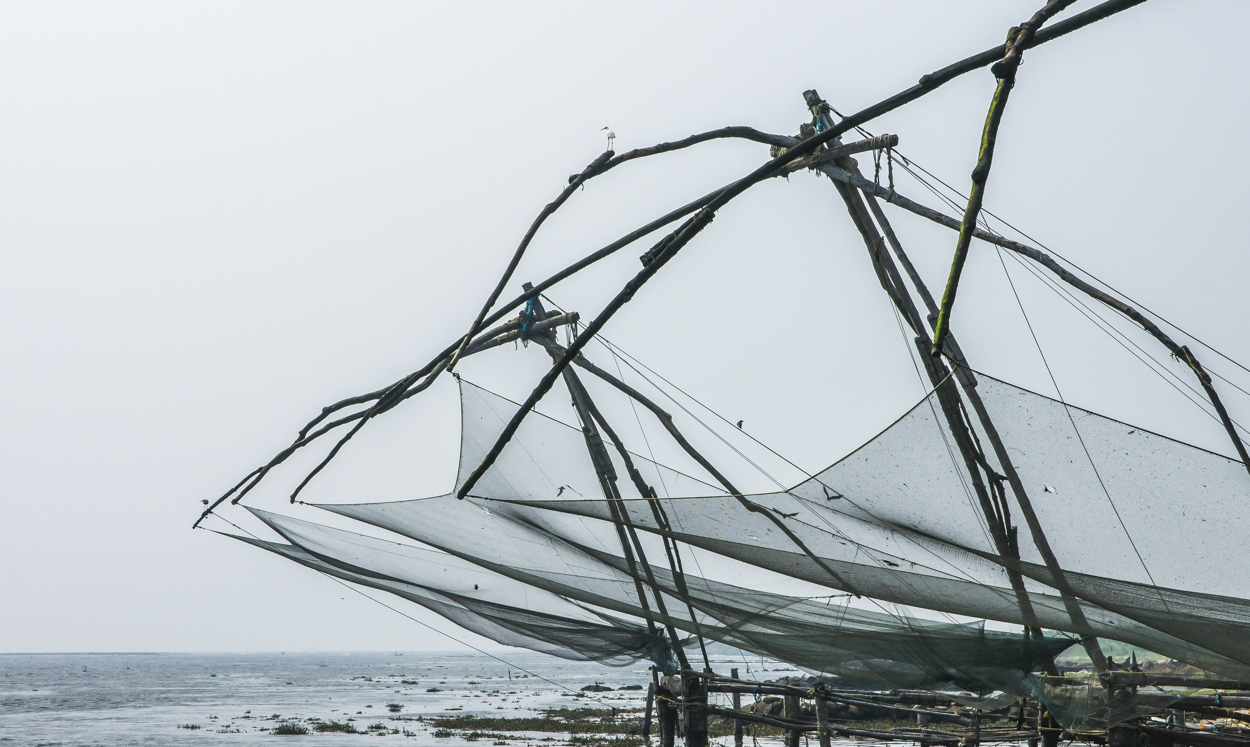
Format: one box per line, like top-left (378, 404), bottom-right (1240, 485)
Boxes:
top-left (3, 0), bottom-right (1247, 654)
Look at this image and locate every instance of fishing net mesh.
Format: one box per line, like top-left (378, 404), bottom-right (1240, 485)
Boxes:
top-left (226, 373), bottom-right (1250, 727)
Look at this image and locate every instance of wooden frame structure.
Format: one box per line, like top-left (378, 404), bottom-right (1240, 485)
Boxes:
top-left (198, 3), bottom-right (1250, 746)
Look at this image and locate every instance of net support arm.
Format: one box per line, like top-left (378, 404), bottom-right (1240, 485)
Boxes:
top-left (447, 150), bottom-right (615, 372)
top-left (849, 170), bottom-right (1109, 669)
top-left (192, 309), bottom-right (578, 527)
top-left (806, 75), bottom-right (1106, 664)
top-left (204, 0), bottom-right (1148, 524)
top-left (535, 337), bottom-right (861, 595)
top-left (830, 168), bottom-right (1250, 478)
top-left (822, 164), bottom-right (1047, 637)
top-left (529, 293), bottom-right (694, 669)
top-left (931, 0), bottom-right (1078, 358)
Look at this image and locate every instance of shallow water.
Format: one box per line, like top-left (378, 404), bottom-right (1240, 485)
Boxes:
top-left (0, 651), bottom-right (804, 746)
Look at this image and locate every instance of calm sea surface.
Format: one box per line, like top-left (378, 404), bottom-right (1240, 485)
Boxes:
top-left (0, 651), bottom-right (803, 747)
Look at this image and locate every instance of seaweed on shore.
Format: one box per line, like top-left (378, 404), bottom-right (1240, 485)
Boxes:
top-left (428, 706), bottom-right (642, 736)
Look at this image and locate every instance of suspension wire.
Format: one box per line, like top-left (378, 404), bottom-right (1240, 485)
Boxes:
top-left (592, 319), bottom-right (1040, 584)
top-left (1003, 245), bottom-right (1250, 410)
top-left (829, 100), bottom-right (1250, 388)
top-left (1002, 248), bottom-right (1250, 439)
top-left (199, 514), bottom-right (614, 706)
top-left (528, 297), bottom-right (945, 660)
top-left (996, 247), bottom-right (1207, 666)
top-left (993, 247), bottom-right (1161, 590)
top-left (602, 343), bottom-right (729, 605)
top-left (593, 323), bottom-right (1033, 636)
top-left (593, 339), bottom-right (789, 492)
top-left (595, 335), bottom-right (813, 489)
top-left (892, 142), bottom-right (1250, 389)
top-left (891, 153), bottom-right (1250, 439)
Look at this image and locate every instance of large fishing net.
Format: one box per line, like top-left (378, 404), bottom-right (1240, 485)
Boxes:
top-left (228, 374), bottom-right (1250, 726)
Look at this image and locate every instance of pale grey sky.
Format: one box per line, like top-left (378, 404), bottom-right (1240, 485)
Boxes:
top-left (3, 1), bottom-right (1247, 653)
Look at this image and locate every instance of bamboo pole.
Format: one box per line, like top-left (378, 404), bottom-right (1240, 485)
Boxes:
top-left (931, 0), bottom-right (1079, 357)
top-left (815, 693), bottom-right (833, 747)
top-left (783, 693), bottom-right (802, 747)
top-left (707, 704), bottom-right (813, 733)
top-left (552, 338), bottom-right (710, 669)
top-left (826, 138), bottom-right (1107, 670)
top-left (202, 0), bottom-right (1149, 527)
top-left (684, 670), bottom-right (709, 747)
top-left (833, 165), bottom-right (1250, 480)
top-left (644, 680), bottom-right (655, 740)
top-left (731, 668), bottom-right (743, 747)
top-left (659, 681), bottom-right (678, 747)
top-left (813, 113), bottom-right (1046, 639)
top-left (534, 292), bottom-right (691, 672)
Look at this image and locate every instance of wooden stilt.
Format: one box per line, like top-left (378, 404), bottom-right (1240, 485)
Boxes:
top-left (683, 670), bottom-right (708, 747)
top-left (816, 689), bottom-right (833, 747)
top-left (783, 693), bottom-right (802, 747)
top-left (644, 675), bottom-right (656, 740)
top-left (658, 680), bottom-right (677, 747)
top-left (1040, 709), bottom-right (1060, 747)
top-left (731, 668), bottom-right (744, 747)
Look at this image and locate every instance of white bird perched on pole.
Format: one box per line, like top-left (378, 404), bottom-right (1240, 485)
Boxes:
top-left (601, 126), bottom-right (615, 151)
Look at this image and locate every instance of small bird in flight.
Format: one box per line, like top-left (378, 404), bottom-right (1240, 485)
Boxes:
top-left (602, 126), bottom-right (615, 151)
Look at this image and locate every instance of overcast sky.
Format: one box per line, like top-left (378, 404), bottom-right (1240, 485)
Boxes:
top-left (3, 1), bottom-right (1248, 654)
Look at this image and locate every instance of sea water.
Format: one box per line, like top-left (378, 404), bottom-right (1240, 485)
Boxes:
top-left (0, 651), bottom-right (804, 746)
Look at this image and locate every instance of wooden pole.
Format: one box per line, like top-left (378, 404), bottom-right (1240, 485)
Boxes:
top-left (201, 0), bottom-right (1151, 528)
top-left (571, 373), bottom-right (708, 669)
top-left (816, 108), bottom-right (1108, 670)
top-left (831, 160), bottom-right (1250, 480)
top-left (659, 680), bottom-right (678, 747)
top-left (1039, 708), bottom-right (1060, 747)
top-left (529, 291), bottom-right (692, 672)
top-left (816, 690), bottom-right (833, 747)
top-left (811, 108), bottom-right (1045, 636)
top-left (931, 0), bottom-right (1078, 357)
top-left (644, 676), bottom-right (656, 740)
top-left (683, 670), bottom-right (708, 747)
top-left (783, 693), bottom-right (802, 747)
top-left (731, 668), bottom-right (743, 747)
